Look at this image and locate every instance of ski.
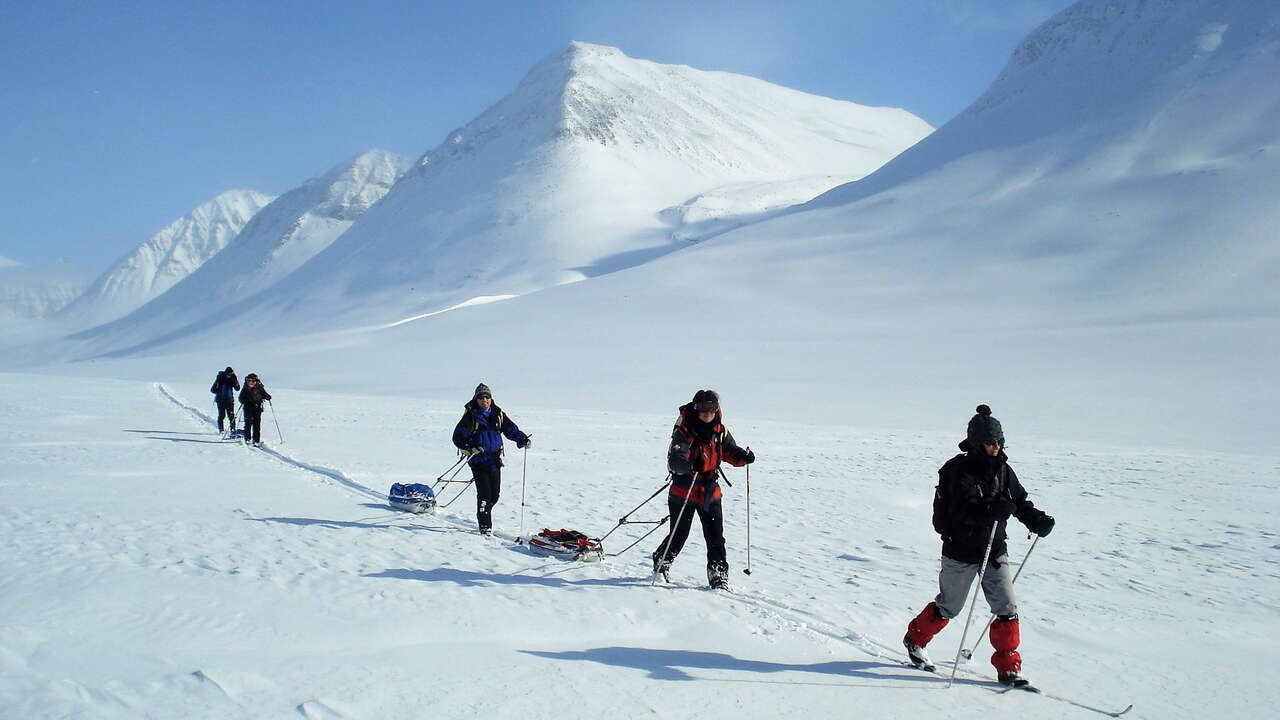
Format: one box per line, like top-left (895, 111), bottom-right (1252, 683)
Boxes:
top-left (989, 684), bottom-right (1133, 717)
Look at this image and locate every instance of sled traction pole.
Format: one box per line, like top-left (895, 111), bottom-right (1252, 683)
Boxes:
top-left (597, 476), bottom-right (672, 558)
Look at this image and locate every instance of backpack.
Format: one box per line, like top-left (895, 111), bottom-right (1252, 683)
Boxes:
top-left (388, 483), bottom-right (437, 514)
top-left (527, 528), bottom-right (604, 562)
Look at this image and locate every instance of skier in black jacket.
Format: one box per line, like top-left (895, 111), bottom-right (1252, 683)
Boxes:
top-left (210, 366), bottom-right (240, 435)
top-left (237, 373), bottom-right (272, 446)
top-left (903, 405), bottom-right (1055, 687)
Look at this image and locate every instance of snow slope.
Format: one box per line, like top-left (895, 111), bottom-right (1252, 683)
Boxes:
top-left (57, 189), bottom-right (274, 328)
top-left (805, 0), bottom-right (1280, 321)
top-left (0, 257), bottom-right (92, 322)
top-left (183, 41), bottom-right (932, 336)
top-left (1, 373), bottom-right (1274, 719)
top-left (69, 151), bottom-right (410, 356)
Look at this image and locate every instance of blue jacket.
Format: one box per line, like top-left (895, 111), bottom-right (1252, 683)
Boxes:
top-left (452, 401), bottom-right (528, 468)
top-left (211, 371), bottom-right (240, 402)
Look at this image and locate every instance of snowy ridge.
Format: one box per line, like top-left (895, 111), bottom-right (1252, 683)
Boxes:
top-left (809, 0), bottom-right (1280, 211)
top-left (0, 258), bottom-right (92, 322)
top-left (70, 151), bottom-right (411, 355)
top-left (190, 41), bottom-right (931, 336)
top-left (57, 189), bottom-right (274, 327)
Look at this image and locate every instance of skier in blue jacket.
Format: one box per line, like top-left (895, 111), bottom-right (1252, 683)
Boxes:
top-left (210, 366), bottom-right (240, 435)
top-left (451, 383), bottom-right (530, 535)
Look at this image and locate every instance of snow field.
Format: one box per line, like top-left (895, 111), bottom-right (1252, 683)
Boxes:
top-left (2, 373), bottom-right (1275, 718)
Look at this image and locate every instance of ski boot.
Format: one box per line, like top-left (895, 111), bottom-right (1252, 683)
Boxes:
top-left (999, 673), bottom-right (1031, 687)
top-left (707, 561), bottom-right (730, 590)
top-left (651, 552), bottom-right (671, 582)
top-left (903, 634), bottom-right (935, 672)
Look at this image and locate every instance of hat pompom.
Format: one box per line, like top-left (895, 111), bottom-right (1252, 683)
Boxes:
top-left (975, 404), bottom-right (992, 416)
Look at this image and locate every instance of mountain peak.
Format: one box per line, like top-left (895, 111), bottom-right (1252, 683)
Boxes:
top-left (56, 189), bottom-right (274, 327)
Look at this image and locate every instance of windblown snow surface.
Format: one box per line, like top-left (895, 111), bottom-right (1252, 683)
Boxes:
top-left (0, 375), bottom-right (1274, 718)
top-left (3, 2), bottom-right (1279, 717)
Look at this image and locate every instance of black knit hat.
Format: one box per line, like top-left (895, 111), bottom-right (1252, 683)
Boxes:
top-left (474, 383), bottom-right (492, 399)
top-left (691, 389), bottom-right (719, 412)
top-left (966, 404), bottom-right (1004, 448)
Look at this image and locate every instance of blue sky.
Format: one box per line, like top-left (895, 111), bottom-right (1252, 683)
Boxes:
top-left (0, 0), bottom-right (1071, 272)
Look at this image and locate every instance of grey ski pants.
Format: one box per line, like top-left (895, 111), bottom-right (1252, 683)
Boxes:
top-left (933, 554), bottom-right (1018, 619)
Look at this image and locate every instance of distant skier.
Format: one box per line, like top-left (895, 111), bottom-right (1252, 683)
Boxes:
top-left (451, 383), bottom-right (530, 536)
top-left (210, 366), bottom-right (240, 435)
top-left (237, 373), bottom-right (273, 447)
top-left (903, 404), bottom-right (1055, 687)
top-left (651, 389), bottom-right (754, 589)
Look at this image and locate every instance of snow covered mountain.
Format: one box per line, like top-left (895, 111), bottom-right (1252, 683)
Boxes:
top-left (71, 150), bottom-right (411, 354)
top-left (804, 0), bottom-right (1280, 321)
top-left (0, 256), bottom-right (92, 322)
top-left (57, 189), bottom-right (274, 328)
top-left (69, 0), bottom-right (1268, 453)
top-left (188, 41), bottom-right (932, 334)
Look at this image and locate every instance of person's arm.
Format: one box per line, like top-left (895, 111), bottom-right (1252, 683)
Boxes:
top-left (1009, 466), bottom-right (1055, 536)
top-left (452, 413), bottom-right (474, 451)
top-left (720, 428), bottom-right (753, 466)
top-left (500, 414), bottom-right (528, 447)
top-left (667, 425), bottom-right (695, 475)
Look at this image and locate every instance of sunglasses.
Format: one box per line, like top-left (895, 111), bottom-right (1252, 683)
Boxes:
top-left (477, 394), bottom-right (492, 400)
top-left (696, 402), bottom-right (718, 412)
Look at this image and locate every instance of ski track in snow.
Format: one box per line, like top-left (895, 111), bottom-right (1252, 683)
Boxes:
top-left (152, 382), bottom-right (1142, 718)
top-left (3, 375), bottom-right (1275, 718)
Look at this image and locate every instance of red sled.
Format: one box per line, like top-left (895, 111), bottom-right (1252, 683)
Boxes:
top-left (527, 528), bottom-right (605, 562)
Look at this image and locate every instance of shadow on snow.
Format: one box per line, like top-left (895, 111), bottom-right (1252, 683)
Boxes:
top-left (519, 646), bottom-right (946, 687)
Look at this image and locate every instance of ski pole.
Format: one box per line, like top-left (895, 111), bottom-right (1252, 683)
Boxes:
top-left (517, 439), bottom-right (530, 544)
top-left (743, 458), bottom-right (753, 575)
top-left (961, 535), bottom-right (1041, 660)
top-left (652, 474), bottom-right (696, 586)
top-left (268, 400), bottom-right (283, 444)
top-left (949, 523), bottom-right (999, 688)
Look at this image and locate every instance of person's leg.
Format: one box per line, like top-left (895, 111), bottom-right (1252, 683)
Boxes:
top-left (698, 499), bottom-right (728, 583)
top-left (907, 556), bottom-right (980, 650)
top-left (980, 557), bottom-right (1022, 679)
top-left (473, 464), bottom-right (500, 532)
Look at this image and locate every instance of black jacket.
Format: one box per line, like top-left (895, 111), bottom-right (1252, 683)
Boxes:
top-left (931, 443), bottom-right (1050, 564)
top-left (238, 383), bottom-right (272, 412)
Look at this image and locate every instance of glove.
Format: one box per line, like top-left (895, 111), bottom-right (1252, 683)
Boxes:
top-left (984, 498), bottom-right (1016, 521)
top-left (743, 449), bottom-right (755, 464)
top-left (517, 437), bottom-right (531, 449)
top-left (463, 446), bottom-right (483, 458)
top-left (1029, 514), bottom-right (1055, 537)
